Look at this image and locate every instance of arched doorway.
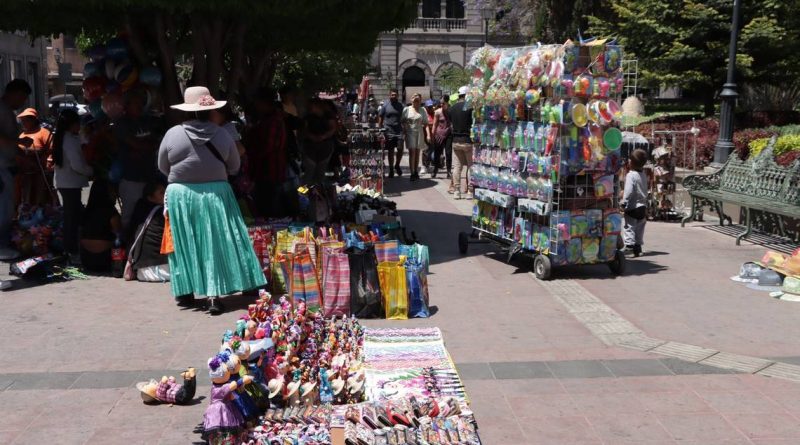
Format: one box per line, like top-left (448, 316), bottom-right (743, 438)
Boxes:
top-left (402, 66), bottom-right (426, 90)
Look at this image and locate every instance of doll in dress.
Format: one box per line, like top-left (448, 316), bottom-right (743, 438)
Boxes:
top-left (203, 356), bottom-right (251, 445)
top-left (220, 351), bottom-right (260, 424)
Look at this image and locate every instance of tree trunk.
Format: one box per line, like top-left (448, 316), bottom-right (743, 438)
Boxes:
top-left (190, 15), bottom-right (208, 89)
top-left (226, 23), bottom-right (247, 103)
top-left (124, 17), bottom-right (149, 67)
top-left (153, 14), bottom-right (182, 124)
top-left (203, 17), bottom-right (226, 95)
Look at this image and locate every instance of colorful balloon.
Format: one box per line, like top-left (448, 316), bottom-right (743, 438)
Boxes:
top-left (101, 91), bottom-right (125, 120)
top-left (114, 65), bottom-right (138, 89)
top-left (105, 38), bottom-right (128, 61)
top-left (139, 66), bottom-right (162, 87)
top-left (83, 62), bottom-right (101, 78)
top-left (82, 77), bottom-right (106, 102)
top-left (85, 45), bottom-right (106, 61)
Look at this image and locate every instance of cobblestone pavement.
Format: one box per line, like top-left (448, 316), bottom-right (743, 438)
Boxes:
top-left (2, 172), bottom-right (799, 444)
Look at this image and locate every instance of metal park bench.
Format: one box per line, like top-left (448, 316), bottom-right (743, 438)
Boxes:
top-left (682, 137), bottom-right (800, 245)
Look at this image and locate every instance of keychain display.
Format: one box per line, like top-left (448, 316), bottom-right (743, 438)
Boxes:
top-left (348, 128), bottom-right (384, 195)
top-left (459, 39), bottom-right (627, 279)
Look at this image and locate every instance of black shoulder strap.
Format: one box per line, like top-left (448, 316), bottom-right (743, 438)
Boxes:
top-left (205, 140), bottom-right (225, 165)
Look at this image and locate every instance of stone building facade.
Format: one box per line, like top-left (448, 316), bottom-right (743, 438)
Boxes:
top-left (370, 0), bottom-right (523, 102)
top-left (0, 32), bottom-right (47, 111)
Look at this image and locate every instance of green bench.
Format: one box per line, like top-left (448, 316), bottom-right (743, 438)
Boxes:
top-left (681, 137), bottom-right (800, 244)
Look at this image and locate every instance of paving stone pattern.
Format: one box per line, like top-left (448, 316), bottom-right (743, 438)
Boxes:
top-left (2, 172), bottom-right (800, 444)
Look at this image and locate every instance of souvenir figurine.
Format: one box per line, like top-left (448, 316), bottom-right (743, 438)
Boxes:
top-left (203, 356), bottom-right (250, 445)
top-left (231, 337), bottom-right (269, 409)
top-left (136, 367), bottom-right (197, 405)
top-left (221, 352), bottom-right (260, 424)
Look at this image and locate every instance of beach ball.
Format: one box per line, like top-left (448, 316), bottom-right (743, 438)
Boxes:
top-left (83, 62), bottom-right (101, 78)
top-left (524, 89), bottom-right (539, 106)
top-left (114, 65), bottom-right (138, 90)
top-left (105, 38), bottom-right (128, 61)
top-left (85, 45), bottom-right (106, 61)
top-left (101, 92), bottom-right (124, 120)
top-left (82, 77), bottom-right (106, 102)
top-left (104, 58), bottom-right (117, 79)
top-left (139, 67), bottom-right (162, 87)
top-left (105, 80), bottom-right (121, 94)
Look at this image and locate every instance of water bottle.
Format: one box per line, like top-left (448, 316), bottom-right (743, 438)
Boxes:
top-left (111, 237), bottom-right (126, 278)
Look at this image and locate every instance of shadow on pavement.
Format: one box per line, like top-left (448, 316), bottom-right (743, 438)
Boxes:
top-left (393, 209), bottom-right (489, 267)
top-left (383, 176), bottom-right (438, 196)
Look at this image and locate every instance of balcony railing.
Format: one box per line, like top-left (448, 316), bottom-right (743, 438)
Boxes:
top-left (414, 18), bottom-right (467, 31)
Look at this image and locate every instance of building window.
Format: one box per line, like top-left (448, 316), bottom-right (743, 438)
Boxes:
top-left (446, 0), bottom-right (465, 18)
top-left (28, 62), bottom-right (40, 108)
top-left (10, 59), bottom-right (23, 81)
top-left (421, 0), bottom-right (441, 18)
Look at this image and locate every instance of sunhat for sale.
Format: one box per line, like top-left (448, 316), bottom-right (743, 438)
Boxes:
top-left (267, 379), bottom-right (284, 399)
top-left (17, 108), bottom-right (38, 119)
top-left (770, 276), bottom-right (800, 301)
top-left (746, 269), bottom-right (784, 292)
top-left (170, 86), bottom-right (226, 111)
top-left (756, 250), bottom-right (788, 270)
top-left (730, 261), bottom-right (764, 283)
top-left (571, 103), bottom-right (588, 127)
top-left (136, 379), bottom-right (159, 404)
top-left (603, 127), bottom-right (623, 152)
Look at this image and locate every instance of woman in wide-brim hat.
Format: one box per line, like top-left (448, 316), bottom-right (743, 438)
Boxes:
top-left (158, 86), bottom-right (266, 314)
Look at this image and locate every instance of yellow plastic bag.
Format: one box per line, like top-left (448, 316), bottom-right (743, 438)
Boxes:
top-left (377, 261), bottom-right (408, 320)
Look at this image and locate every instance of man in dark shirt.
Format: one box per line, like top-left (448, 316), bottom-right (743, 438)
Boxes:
top-left (448, 86), bottom-right (473, 199)
top-left (378, 88), bottom-right (404, 177)
top-left (114, 90), bottom-right (163, 230)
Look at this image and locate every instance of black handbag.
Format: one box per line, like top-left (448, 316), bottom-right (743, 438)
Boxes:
top-left (624, 206), bottom-right (647, 220)
top-left (347, 246), bottom-right (383, 318)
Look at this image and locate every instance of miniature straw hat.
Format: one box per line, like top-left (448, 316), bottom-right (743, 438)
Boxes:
top-left (136, 379), bottom-right (159, 404)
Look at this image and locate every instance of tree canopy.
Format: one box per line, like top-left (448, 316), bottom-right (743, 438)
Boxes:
top-left (0, 0), bottom-right (417, 116)
top-left (588, 0), bottom-right (800, 114)
top-left (481, 0), bottom-right (607, 44)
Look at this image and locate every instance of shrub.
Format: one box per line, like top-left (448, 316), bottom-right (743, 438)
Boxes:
top-left (774, 134), bottom-right (800, 156)
top-left (748, 138), bottom-right (771, 157)
top-left (776, 151), bottom-right (800, 167)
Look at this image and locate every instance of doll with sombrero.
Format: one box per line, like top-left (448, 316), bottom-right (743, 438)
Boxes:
top-left (136, 367), bottom-right (197, 405)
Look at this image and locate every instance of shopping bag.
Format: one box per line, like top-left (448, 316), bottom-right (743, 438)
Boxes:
top-left (399, 243), bottom-right (430, 275)
top-left (317, 240), bottom-right (344, 278)
top-left (160, 214), bottom-right (174, 255)
top-left (322, 251), bottom-right (350, 317)
top-left (375, 239), bottom-right (400, 263)
top-left (405, 259), bottom-right (430, 318)
top-left (291, 250), bottom-right (321, 312)
top-left (276, 229), bottom-right (294, 254)
top-left (347, 246), bottom-right (383, 318)
top-left (271, 252), bottom-right (291, 295)
top-left (377, 261), bottom-right (408, 320)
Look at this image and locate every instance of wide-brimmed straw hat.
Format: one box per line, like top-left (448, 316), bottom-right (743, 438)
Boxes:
top-left (170, 86), bottom-right (226, 112)
top-left (136, 380), bottom-right (159, 404)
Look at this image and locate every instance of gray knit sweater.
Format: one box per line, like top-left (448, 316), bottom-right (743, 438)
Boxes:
top-left (158, 121), bottom-right (240, 184)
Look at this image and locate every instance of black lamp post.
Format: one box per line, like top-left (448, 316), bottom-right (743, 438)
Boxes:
top-left (712, 0), bottom-right (742, 167)
top-left (480, 7), bottom-right (494, 46)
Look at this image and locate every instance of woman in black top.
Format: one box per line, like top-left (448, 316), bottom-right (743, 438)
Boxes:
top-left (80, 179), bottom-right (121, 272)
top-left (302, 99), bottom-right (337, 184)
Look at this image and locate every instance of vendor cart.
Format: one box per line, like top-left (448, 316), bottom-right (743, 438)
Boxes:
top-left (347, 126), bottom-right (385, 195)
top-left (456, 42), bottom-right (627, 280)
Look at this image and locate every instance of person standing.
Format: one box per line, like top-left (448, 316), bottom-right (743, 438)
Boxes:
top-left (0, 79), bottom-right (33, 261)
top-left (114, 89), bottom-right (162, 230)
top-left (401, 94), bottom-right (429, 182)
top-left (448, 86), bottom-right (473, 199)
top-left (621, 149), bottom-right (649, 257)
top-left (158, 86), bottom-right (265, 315)
top-left (16, 108), bottom-right (54, 207)
top-left (301, 99), bottom-right (337, 185)
top-left (378, 88), bottom-right (404, 178)
top-left (244, 89), bottom-right (289, 218)
top-left (420, 99), bottom-right (436, 176)
top-left (53, 109), bottom-right (93, 265)
top-left (430, 97), bottom-right (452, 179)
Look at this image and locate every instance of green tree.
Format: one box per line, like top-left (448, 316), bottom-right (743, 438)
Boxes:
top-left (588, 0), bottom-right (800, 115)
top-left (272, 51), bottom-right (371, 94)
top-left (0, 0), bottom-right (417, 119)
top-left (485, 0), bottom-right (608, 43)
top-left (436, 65), bottom-right (471, 95)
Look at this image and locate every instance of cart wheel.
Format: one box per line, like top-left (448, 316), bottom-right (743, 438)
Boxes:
top-left (533, 255), bottom-right (552, 280)
top-left (458, 232), bottom-right (469, 255)
top-left (609, 250), bottom-right (626, 276)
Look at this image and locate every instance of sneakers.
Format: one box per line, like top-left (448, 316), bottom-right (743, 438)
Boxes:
top-left (419, 166), bottom-right (427, 176)
top-left (464, 192), bottom-right (473, 200)
top-left (208, 297), bottom-right (225, 315)
top-left (454, 191), bottom-right (461, 200)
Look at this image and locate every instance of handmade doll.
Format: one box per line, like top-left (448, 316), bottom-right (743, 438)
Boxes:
top-left (203, 356), bottom-right (251, 445)
top-left (137, 367), bottom-right (196, 405)
top-left (231, 337), bottom-right (269, 409)
top-left (221, 352), bottom-right (260, 424)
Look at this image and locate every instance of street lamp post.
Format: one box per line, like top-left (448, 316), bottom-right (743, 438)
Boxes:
top-left (480, 7), bottom-right (494, 46)
top-left (712, 0), bottom-right (742, 167)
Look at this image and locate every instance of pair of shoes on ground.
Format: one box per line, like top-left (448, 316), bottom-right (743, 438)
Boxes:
top-left (175, 294), bottom-right (225, 315)
top-left (624, 244), bottom-right (643, 257)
